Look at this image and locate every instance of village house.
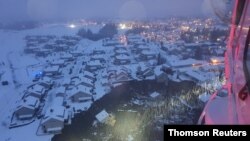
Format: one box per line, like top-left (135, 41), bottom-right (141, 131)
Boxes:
top-left (54, 44), bottom-right (69, 52)
top-left (85, 60), bottom-right (103, 71)
top-left (55, 86), bottom-right (66, 97)
top-left (114, 48), bottom-right (129, 55)
top-left (149, 91), bottom-right (162, 100)
top-left (70, 50), bottom-right (83, 57)
top-left (60, 53), bottom-right (74, 62)
top-left (81, 71), bottom-right (96, 81)
top-left (155, 66), bottom-right (169, 85)
top-left (92, 48), bottom-right (105, 55)
top-left (41, 105), bottom-right (68, 134)
top-left (135, 45), bottom-right (150, 54)
top-left (95, 109), bottom-right (116, 126)
top-left (90, 54), bottom-right (106, 63)
top-left (15, 96), bottom-right (40, 120)
top-left (114, 54), bottom-right (130, 65)
top-left (67, 85), bottom-right (93, 102)
top-left (39, 76), bottom-right (53, 90)
top-left (43, 65), bottom-right (61, 76)
top-left (50, 59), bottom-right (65, 67)
top-left (26, 84), bottom-right (46, 99)
top-left (137, 65), bottom-right (154, 79)
top-left (139, 50), bottom-right (157, 61)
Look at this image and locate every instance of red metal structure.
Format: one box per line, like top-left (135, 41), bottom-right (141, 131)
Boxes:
top-left (199, 0), bottom-right (250, 124)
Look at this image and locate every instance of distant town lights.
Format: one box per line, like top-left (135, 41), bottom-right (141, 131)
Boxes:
top-left (119, 23), bottom-right (127, 30)
top-left (119, 23), bottom-right (132, 30)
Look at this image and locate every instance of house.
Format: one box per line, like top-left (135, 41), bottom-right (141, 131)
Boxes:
top-left (183, 70), bottom-right (209, 83)
top-left (95, 109), bottom-right (116, 126)
top-left (39, 76), bottom-right (53, 90)
top-left (55, 86), bottom-right (66, 97)
top-left (71, 76), bottom-right (94, 88)
top-left (92, 48), bottom-right (105, 55)
top-left (115, 73), bottom-right (130, 82)
top-left (68, 85), bottom-right (93, 102)
top-left (139, 50), bottom-right (157, 61)
top-left (50, 60), bottom-right (65, 67)
top-left (86, 60), bottom-right (103, 71)
top-left (114, 54), bottom-right (130, 65)
top-left (15, 96), bottom-right (40, 120)
top-left (60, 53), bottom-right (74, 61)
top-left (91, 54), bottom-right (106, 63)
top-left (95, 109), bottom-right (109, 123)
top-left (41, 105), bottom-right (68, 134)
top-left (26, 84), bottom-right (46, 99)
top-left (61, 78), bottom-right (71, 88)
top-left (82, 71), bottom-right (96, 81)
top-left (155, 67), bottom-right (168, 85)
top-left (76, 77), bottom-right (94, 88)
top-left (149, 91), bottom-right (161, 100)
top-left (70, 50), bottom-right (83, 57)
top-left (44, 65), bottom-right (61, 76)
top-left (137, 65), bottom-right (154, 79)
top-left (136, 45), bottom-right (150, 53)
top-left (167, 58), bottom-right (204, 68)
top-left (114, 48), bottom-right (129, 55)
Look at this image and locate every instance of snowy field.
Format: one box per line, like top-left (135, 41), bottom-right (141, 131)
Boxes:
top-left (0, 24), bottom-right (95, 141)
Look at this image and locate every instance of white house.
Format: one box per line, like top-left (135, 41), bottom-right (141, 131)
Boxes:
top-left (55, 86), bottom-right (66, 97)
top-left (44, 65), bottom-right (61, 76)
top-left (41, 105), bottom-right (68, 134)
top-left (86, 60), bottom-right (103, 71)
top-left (39, 76), bottom-right (53, 90)
top-left (114, 54), bottom-right (130, 65)
top-left (50, 59), bottom-right (65, 67)
top-left (68, 85), bottom-right (93, 102)
top-left (26, 84), bottom-right (46, 99)
top-left (82, 71), bottom-right (96, 81)
top-left (15, 96), bottom-right (40, 120)
top-left (95, 109), bottom-right (109, 123)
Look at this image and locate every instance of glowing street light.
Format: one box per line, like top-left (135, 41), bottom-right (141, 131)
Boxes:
top-left (68, 24), bottom-right (76, 29)
top-left (211, 58), bottom-right (219, 65)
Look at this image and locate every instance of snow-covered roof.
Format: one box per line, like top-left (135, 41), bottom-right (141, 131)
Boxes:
top-left (80, 77), bottom-right (94, 86)
top-left (137, 45), bottom-right (150, 50)
top-left (91, 54), bottom-right (105, 59)
top-left (141, 50), bottom-right (156, 55)
top-left (42, 105), bottom-right (65, 123)
top-left (44, 65), bottom-right (60, 72)
top-left (115, 54), bottom-right (130, 60)
top-left (17, 96), bottom-right (40, 110)
top-left (150, 91), bottom-right (160, 98)
top-left (28, 84), bottom-right (45, 94)
top-left (56, 86), bottom-right (66, 94)
top-left (83, 71), bottom-right (95, 78)
top-left (95, 109), bottom-right (109, 123)
top-left (40, 76), bottom-right (53, 84)
top-left (169, 58), bottom-right (204, 68)
top-left (60, 53), bottom-right (73, 59)
top-left (68, 85), bottom-right (92, 96)
top-left (87, 60), bottom-right (102, 66)
top-left (50, 59), bottom-right (65, 65)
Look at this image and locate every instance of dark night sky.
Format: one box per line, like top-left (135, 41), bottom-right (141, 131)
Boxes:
top-left (0, 0), bottom-right (214, 22)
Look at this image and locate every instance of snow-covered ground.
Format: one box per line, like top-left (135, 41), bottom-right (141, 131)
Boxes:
top-left (0, 21), bottom-right (224, 141)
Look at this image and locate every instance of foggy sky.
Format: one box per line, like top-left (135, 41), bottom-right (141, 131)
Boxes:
top-left (0, 0), bottom-right (213, 23)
